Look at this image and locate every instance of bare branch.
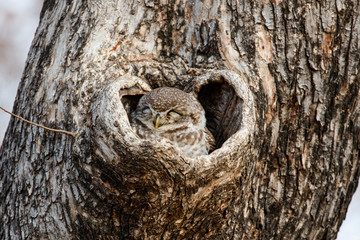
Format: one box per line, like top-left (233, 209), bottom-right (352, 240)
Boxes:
top-left (0, 106), bottom-right (76, 138)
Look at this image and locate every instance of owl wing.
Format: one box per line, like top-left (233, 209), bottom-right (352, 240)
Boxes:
top-left (205, 128), bottom-right (216, 152)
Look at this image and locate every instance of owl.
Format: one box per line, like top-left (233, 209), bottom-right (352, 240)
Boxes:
top-left (131, 87), bottom-right (215, 157)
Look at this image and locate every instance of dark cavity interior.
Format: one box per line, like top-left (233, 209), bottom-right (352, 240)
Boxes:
top-left (121, 94), bottom-right (143, 121)
top-left (197, 78), bottom-right (243, 149)
top-left (121, 78), bottom-right (243, 151)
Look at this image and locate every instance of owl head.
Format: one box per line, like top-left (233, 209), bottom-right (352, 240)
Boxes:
top-left (131, 87), bottom-right (206, 132)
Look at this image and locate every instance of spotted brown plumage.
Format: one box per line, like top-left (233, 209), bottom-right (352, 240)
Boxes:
top-left (131, 87), bottom-right (215, 157)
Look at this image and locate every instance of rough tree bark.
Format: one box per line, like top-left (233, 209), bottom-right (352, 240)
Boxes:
top-left (1, 1), bottom-right (359, 239)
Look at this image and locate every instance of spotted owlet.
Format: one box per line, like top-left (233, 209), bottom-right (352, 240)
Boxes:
top-left (131, 87), bottom-right (215, 157)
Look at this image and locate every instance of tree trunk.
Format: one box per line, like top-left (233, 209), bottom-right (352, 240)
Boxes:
top-left (1, 1), bottom-right (359, 239)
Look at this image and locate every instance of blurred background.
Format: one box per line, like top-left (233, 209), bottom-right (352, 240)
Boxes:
top-left (0, 1), bottom-right (358, 239)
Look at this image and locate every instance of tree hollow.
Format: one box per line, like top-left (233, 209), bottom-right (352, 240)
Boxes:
top-left (121, 76), bottom-right (243, 151)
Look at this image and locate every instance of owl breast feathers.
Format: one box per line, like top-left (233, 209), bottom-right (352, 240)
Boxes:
top-left (131, 87), bottom-right (215, 157)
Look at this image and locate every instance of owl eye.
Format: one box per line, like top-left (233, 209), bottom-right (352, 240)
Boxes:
top-left (142, 107), bottom-right (152, 115)
top-left (168, 110), bottom-right (182, 118)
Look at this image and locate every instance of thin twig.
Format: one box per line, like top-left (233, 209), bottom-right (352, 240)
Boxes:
top-left (0, 106), bottom-right (76, 138)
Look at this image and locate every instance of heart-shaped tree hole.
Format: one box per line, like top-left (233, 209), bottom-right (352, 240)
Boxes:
top-left (121, 77), bottom-right (244, 154)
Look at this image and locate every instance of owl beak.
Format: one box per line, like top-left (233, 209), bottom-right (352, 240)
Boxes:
top-left (154, 115), bottom-right (160, 129)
